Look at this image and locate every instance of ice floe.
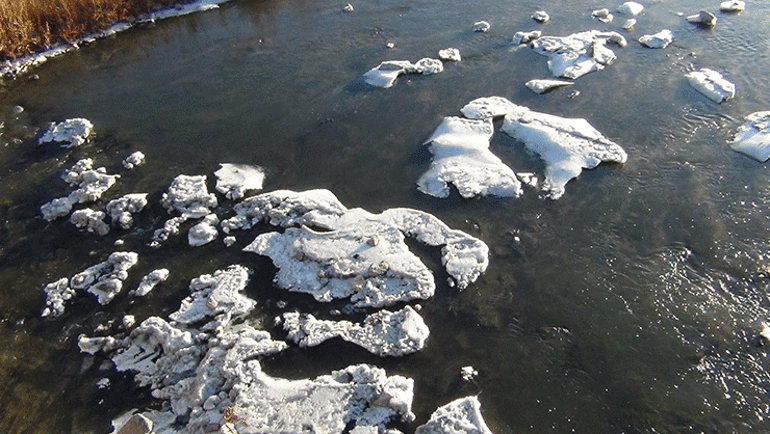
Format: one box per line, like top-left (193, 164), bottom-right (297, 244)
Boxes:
top-left (720, 1), bottom-right (745, 12)
top-left (37, 118), bottom-right (93, 148)
top-left (122, 151), bottom-right (146, 169)
top-left (439, 48), bottom-right (462, 62)
top-left (152, 174), bottom-right (218, 246)
top-left (473, 21), bottom-right (491, 32)
top-left (513, 30), bottom-right (542, 45)
top-left (532, 11), bottom-right (550, 23)
top-left (188, 214), bottom-right (219, 246)
top-left (415, 396), bottom-right (493, 434)
top-left (530, 30), bottom-right (626, 79)
top-left (730, 111), bottom-right (770, 162)
top-left (417, 116), bottom-right (523, 198)
top-left (106, 194), bottom-right (148, 230)
top-left (282, 305), bottom-right (429, 356)
top-left (40, 158), bottom-right (120, 221)
top-left (592, 9), bottom-right (614, 23)
top-left (213, 163), bottom-right (265, 200)
top-left (70, 208), bottom-right (110, 235)
top-left (131, 269), bottom-right (170, 297)
top-left (639, 30), bottom-right (673, 48)
top-left (617, 1), bottom-right (644, 16)
top-left (686, 11), bottom-right (717, 27)
top-left (525, 78), bottom-right (573, 94)
top-left (363, 58), bottom-right (444, 88)
top-left (686, 68), bottom-right (735, 103)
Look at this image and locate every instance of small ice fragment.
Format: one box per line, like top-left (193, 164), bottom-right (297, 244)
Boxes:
top-left (73, 251), bottom-right (139, 305)
top-left (188, 214), bottom-right (219, 246)
top-left (106, 194), bottom-right (148, 230)
top-left (363, 58), bottom-right (443, 88)
top-left (526, 78), bottom-right (573, 94)
top-left (720, 1), bottom-right (744, 12)
top-left (214, 163), bottom-right (265, 200)
top-left (517, 172), bottom-right (539, 188)
top-left (438, 48), bottom-right (461, 62)
top-left (532, 10), bottom-right (549, 23)
top-left (513, 30), bottom-right (541, 45)
top-left (460, 366), bottom-right (478, 381)
top-left (761, 322), bottom-right (770, 342)
top-left (41, 278), bottom-right (73, 317)
top-left (132, 269), bottom-right (170, 297)
top-left (592, 8), bottom-right (613, 23)
top-left (639, 29), bottom-right (673, 48)
top-left (386, 42), bottom-right (395, 48)
top-left (617, 1), bottom-right (644, 16)
top-left (343, 2), bottom-right (353, 12)
top-left (223, 236), bottom-right (237, 247)
top-left (38, 118), bottom-right (93, 148)
top-left (70, 209), bottom-right (110, 235)
top-left (122, 151), bottom-right (145, 169)
top-left (730, 111), bottom-right (770, 162)
top-left (473, 21), bottom-right (490, 32)
top-left (686, 68), bottom-right (735, 103)
top-left (622, 18), bottom-right (636, 30)
top-left (123, 315), bottom-right (136, 328)
top-left (687, 11), bottom-right (717, 27)
top-left (415, 397), bottom-right (493, 434)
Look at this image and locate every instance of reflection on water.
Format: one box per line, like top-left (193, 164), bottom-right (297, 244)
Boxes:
top-left (2, 0), bottom-right (770, 432)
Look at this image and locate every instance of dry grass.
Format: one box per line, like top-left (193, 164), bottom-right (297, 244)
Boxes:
top-left (0, 0), bottom-right (184, 61)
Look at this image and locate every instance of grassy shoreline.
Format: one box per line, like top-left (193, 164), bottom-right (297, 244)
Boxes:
top-left (0, 0), bottom-right (188, 61)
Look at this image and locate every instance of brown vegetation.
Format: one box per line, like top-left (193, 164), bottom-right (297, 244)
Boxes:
top-left (0, 0), bottom-right (184, 61)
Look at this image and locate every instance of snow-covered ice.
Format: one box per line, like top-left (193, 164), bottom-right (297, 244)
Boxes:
top-left (160, 174), bottom-right (218, 219)
top-left (687, 11), bottom-right (717, 27)
top-left (526, 78), bottom-right (573, 94)
top-left (131, 269), bottom-right (170, 297)
top-left (282, 305), bottom-right (430, 356)
top-left (473, 21), bottom-right (490, 32)
top-left (530, 30), bottom-right (626, 79)
top-left (720, 1), bottom-right (745, 12)
top-left (415, 397), bottom-right (493, 434)
top-left (532, 11), bottom-right (550, 23)
top-left (40, 159), bottom-right (120, 221)
top-left (41, 278), bottom-right (75, 318)
top-left (686, 68), bottom-right (735, 103)
top-left (418, 116), bottom-right (522, 198)
top-left (122, 151), bottom-right (145, 169)
top-left (363, 58), bottom-right (444, 88)
top-left (213, 163), bottom-right (265, 200)
top-left (460, 366), bottom-right (478, 382)
top-left (730, 111), bottom-right (770, 162)
top-left (617, 1), bottom-right (644, 16)
top-left (106, 194), bottom-right (148, 230)
top-left (592, 9), bottom-right (613, 23)
top-left (639, 30), bottom-right (673, 48)
top-left (188, 214), bottom-right (219, 246)
top-left (513, 30), bottom-right (541, 45)
top-left (70, 208), bottom-right (109, 235)
top-left (73, 251), bottom-right (139, 305)
top-left (37, 118), bottom-right (93, 148)
top-left (439, 48), bottom-right (461, 62)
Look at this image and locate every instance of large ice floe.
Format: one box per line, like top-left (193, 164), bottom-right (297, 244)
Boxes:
top-left (40, 158), bottom-right (120, 221)
top-left (415, 397), bottom-right (493, 434)
top-left (282, 305), bottom-right (430, 356)
top-left (228, 189), bottom-right (488, 306)
top-left (529, 30), bottom-right (626, 79)
top-left (37, 118), bottom-right (93, 148)
top-left (151, 174), bottom-right (218, 246)
top-left (363, 58), bottom-right (444, 88)
top-left (417, 116), bottom-right (523, 199)
top-left (730, 111), bottom-right (770, 162)
top-left (460, 96), bottom-right (627, 199)
top-left (686, 68), bottom-right (736, 103)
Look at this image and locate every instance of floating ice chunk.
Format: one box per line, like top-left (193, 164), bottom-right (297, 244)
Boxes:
top-left (282, 305), bottom-right (430, 356)
top-left (213, 163), bottom-right (265, 200)
top-left (223, 236), bottom-right (237, 247)
top-left (730, 111), bottom-right (770, 162)
top-left (415, 397), bottom-right (493, 434)
top-left (473, 21), bottom-right (490, 32)
top-left (530, 30), bottom-right (626, 79)
top-left (460, 96), bottom-right (528, 120)
top-left (169, 265), bottom-right (255, 330)
top-left (513, 30), bottom-right (541, 45)
top-left (477, 97), bottom-right (627, 199)
top-left (592, 8), bottom-right (614, 23)
top-left (37, 118), bottom-right (93, 148)
top-left (41, 278), bottom-right (74, 318)
top-left (526, 78), bottom-right (573, 94)
top-left (687, 11), bottom-right (717, 27)
top-left (532, 10), bottom-right (550, 23)
top-left (617, 1), bottom-right (644, 16)
top-left (418, 116), bottom-right (522, 198)
top-left (720, 1), bottom-right (745, 12)
top-left (70, 208), bottom-right (109, 235)
top-left (40, 159), bottom-right (120, 220)
top-left (160, 174), bottom-right (217, 219)
top-left (122, 151), bottom-right (145, 169)
top-left (686, 68), bottom-right (735, 103)
top-left (105, 194), bottom-right (148, 230)
top-left (439, 48), bottom-right (462, 62)
top-left (131, 269), bottom-right (169, 297)
top-left (188, 214), bottom-right (219, 246)
top-left (414, 58), bottom-right (444, 75)
top-left (363, 58), bottom-right (443, 88)
top-left (72, 252), bottom-right (139, 305)
top-left (150, 216), bottom-right (186, 246)
top-left (460, 366), bottom-right (478, 381)
top-left (622, 18), bottom-right (637, 30)
top-left (639, 29), bottom-right (673, 48)
top-left (518, 172), bottom-right (539, 188)
top-left (343, 2), bottom-right (354, 12)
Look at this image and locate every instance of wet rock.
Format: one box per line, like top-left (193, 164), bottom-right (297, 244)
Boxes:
top-left (639, 29), bottom-right (673, 48)
top-left (415, 396), bottom-right (493, 434)
top-left (730, 111), bottom-right (770, 162)
top-left (473, 21), bottom-right (490, 32)
top-left (37, 118), bottom-right (93, 148)
top-left (686, 68), bottom-right (735, 103)
top-left (687, 11), bottom-right (717, 27)
top-left (532, 10), bottom-right (550, 23)
top-left (213, 163), bottom-right (265, 200)
top-left (418, 116), bottom-right (522, 199)
top-left (526, 78), bottom-right (573, 94)
top-left (530, 30), bottom-right (626, 79)
top-left (617, 1), bottom-right (644, 16)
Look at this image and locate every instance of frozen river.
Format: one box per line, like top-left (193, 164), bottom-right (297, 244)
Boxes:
top-left (1, 0), bottom-right (770, 432)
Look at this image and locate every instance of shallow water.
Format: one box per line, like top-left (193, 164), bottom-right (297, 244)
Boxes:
top-left (2, 0), bottom-right (770, 432)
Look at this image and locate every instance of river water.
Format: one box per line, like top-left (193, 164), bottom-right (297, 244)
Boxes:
top-left (1, 0), bottom-right (770, 432)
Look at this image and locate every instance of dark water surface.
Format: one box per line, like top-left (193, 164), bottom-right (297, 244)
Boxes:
top-left (2, 0), bottom-right (770, 432)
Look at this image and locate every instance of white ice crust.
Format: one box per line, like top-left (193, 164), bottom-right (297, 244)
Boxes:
top-left (188, 214), bottom-right (219, 246)
top-left (639, 30), bottom-right (673, 48)
top-left (123, 151), bottom-right (146, 169)
top-left (132, 269), bottom-right (170, 297)
top-left (439, 48), bottom-right (462, 62)
top-left (415, 397), bottom-right (493, 434)
top-left (282, 305), bottom-right (430, 356)
top-left (461, 96), bottom-right (626, 199)
top-left (418, 116), bottom-right (523, 199)
top-left (530, 30), bottom-right (626, 79)
top-left (686, 68), bottom-right (736, 103)
top-left (617, 1), bottom-right (644, 16)
top-left (70, 208), bottom-right (110, 235)
top-left (720, 1), bottom-right (744, 12)
top-left (40, 159), bottom-right (120, 221)
top-left (730, 111), bottom-right (770, 162)
top-left (525, 78), bottom-right (573, 94)
top-left (37, 118), bottom-right (93, 148)
top-left (153, 175), bottom-right (218, 246)
top-left (363, 58), bottom-right (444, 88)
top-left (106, 194), bottom-right (148, 230)
top-left (213, 163), bottom-right (265, 200)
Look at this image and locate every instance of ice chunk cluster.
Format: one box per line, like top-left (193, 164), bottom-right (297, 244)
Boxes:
top-left (686, 68), bottom-right (735, 103)
top-left (152, 174), bottom-right (218, 246)
top-left (363, 58), bottom-right (444, 88)
top-left (40, 158), bottom-right (120, 221)
top-left (730, 111), bottom-right (770, 162)
top-left (530, 30), bottom-right (626, 79)
top-left (37, 118), bottom-right (93, 148)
